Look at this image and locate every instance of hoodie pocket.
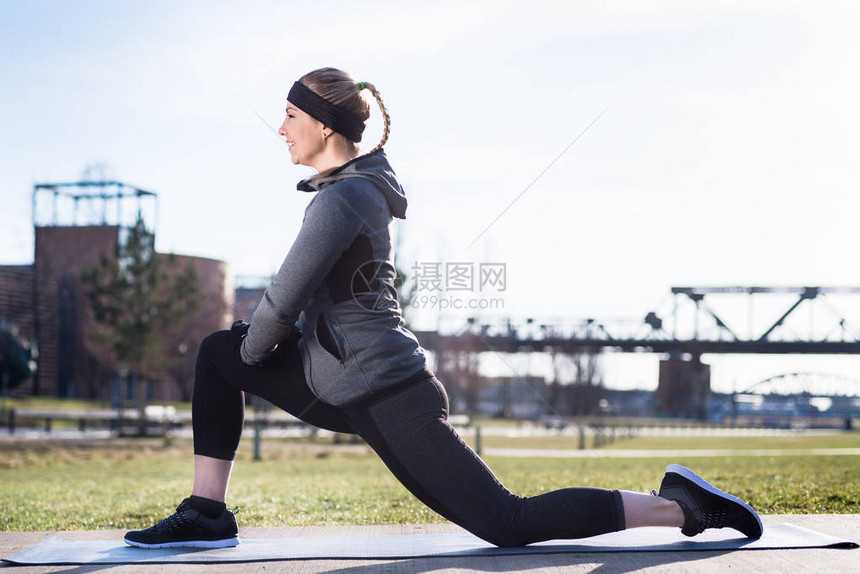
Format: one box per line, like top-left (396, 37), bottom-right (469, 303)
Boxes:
top-left (316, 315), bottom-right (344, 363)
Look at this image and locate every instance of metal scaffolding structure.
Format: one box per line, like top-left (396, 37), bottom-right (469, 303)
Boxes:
top-left (32, 180), bottom-right (158, 232)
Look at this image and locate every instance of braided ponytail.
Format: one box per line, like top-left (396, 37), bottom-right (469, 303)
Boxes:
top-left (359, 81), bottom-right (390, 155)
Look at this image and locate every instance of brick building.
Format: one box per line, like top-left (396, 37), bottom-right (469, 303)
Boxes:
top-left (1, 181), bottom-right (235, 401)
top-left (656, 354), bottom-right (711, 418)
top-left (0, 224), bottom-right (233, 401)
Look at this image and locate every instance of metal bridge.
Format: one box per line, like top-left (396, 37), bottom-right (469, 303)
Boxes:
top-left (415, 286), bottom-right (860, 356)
top-left (734, 373), bottom-right (860, 419)
top-left (742, 372), bottom-right (860, 398)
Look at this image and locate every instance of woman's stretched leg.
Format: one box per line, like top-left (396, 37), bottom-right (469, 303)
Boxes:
top-left (125, 329), bottom-right (355, 549)
top-left (343, 375), bottom-right (631, 547)
top-left (190, 329), bottom-right (354, 500)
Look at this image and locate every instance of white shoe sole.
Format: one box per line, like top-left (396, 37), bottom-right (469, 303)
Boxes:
top-left (124, 536), bottom-right (240, 549)
top-left (665, 464), bottom-right (763, 535)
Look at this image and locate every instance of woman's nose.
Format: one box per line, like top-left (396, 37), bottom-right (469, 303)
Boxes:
top-left (278, 120), bottom-right (287, 137)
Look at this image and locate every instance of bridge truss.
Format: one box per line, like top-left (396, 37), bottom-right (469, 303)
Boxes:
top-left (415, 286), bottom-right (860, 356)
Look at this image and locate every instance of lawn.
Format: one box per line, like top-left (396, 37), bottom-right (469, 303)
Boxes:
top-left (1, 433), bottom-right (858, 531)
top-left (465, 429), bottom-right (860, 451)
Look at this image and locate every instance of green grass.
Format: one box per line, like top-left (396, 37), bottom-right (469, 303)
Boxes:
top-left (600, 432), bottom-right (860, 451)
top-left (2, 396), bottom-right (113, 411)
top-left (1, 396), bottom-right (277, 416)
top-left (465, 431), bottom-right (860, 451)
top-left (1, 432), bottom-right (859, 532)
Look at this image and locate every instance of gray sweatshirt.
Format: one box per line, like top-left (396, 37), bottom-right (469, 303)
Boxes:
top-left (240, 150), bottom-right (427, 406)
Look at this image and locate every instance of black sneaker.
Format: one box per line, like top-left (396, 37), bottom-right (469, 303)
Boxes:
top-left (658, 464), bottom-right (763, 539)
top-left (124, 499), bottom-right (240, 549)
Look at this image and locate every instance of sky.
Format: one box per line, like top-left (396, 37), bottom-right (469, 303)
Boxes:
top-left (2, 0), bottom-right (860, 393)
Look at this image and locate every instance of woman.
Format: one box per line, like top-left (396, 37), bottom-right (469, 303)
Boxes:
top-left (124, 67), bottom-right (762, 549)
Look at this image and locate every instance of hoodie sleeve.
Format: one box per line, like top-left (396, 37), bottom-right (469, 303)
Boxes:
top-left (240, 188), bottom-right (366, 365)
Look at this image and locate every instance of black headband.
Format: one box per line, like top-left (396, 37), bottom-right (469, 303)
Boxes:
top-left (287, 81), bottom-right (366, 143)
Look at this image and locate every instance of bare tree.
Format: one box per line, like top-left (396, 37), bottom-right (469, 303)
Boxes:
top-left (549, 346), bottom-right (604, 416)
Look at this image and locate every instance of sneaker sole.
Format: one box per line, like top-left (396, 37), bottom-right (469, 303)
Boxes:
top-left (124, 536), bottom-right (240, 549)
top-left (665, 464), bottom-right (763, 537)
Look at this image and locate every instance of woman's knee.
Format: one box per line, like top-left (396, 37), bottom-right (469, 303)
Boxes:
top-left (193, 330), bottom-right (241, 399)
top-left (470, 506), bottom-right (530, 548)
top-left (199, 329), bottom-right (233, 357)
top-left (194, 330), bottom-right (239, 379)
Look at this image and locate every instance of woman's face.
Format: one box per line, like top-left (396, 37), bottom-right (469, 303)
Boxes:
top-left (279, 103), bottom-right (326, 167)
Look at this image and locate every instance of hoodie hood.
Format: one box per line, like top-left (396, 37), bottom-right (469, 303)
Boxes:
top-left (296, 149), bottom-right (407, 219)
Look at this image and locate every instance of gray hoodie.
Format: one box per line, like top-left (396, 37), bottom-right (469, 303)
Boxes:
top-left (240, 150), bottom-right (427, 406)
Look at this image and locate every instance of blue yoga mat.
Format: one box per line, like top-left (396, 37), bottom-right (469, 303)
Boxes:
top-left (4, 524), bottom-right (857, 565)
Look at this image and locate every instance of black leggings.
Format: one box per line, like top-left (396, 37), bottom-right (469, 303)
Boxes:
top-left (192, 330), bottom-right (626, 547)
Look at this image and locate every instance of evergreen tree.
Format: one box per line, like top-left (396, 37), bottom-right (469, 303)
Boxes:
top-left (82, 215), bottom-right (199, 435)
top-left (392, 233), bottom-right (416, 329)
top-left (393, 257), bottom-right (417, 329)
